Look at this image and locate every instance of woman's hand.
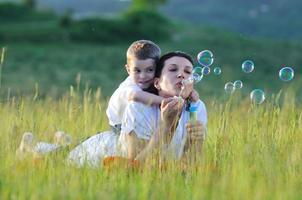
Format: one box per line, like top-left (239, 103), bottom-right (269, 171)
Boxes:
top-left (159, 97), bottom-right (184, 143)
top-left (184, 121), bottom-right (206, 163)
top-left (189, 89), bottom-right (200, 102)
top-left (185, 121), bottom-right (206, 141)
top-left (160, 97), bottom-right (184, 126)
top-left (179, 81), bottom-right (194, 99)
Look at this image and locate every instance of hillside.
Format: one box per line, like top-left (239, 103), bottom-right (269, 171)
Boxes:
top-left (35, 0), bottom-right (302, 40)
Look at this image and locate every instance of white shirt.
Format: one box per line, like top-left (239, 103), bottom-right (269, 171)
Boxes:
top-left (119, 100), bottom-right (207, 159)
top-left (106, 76), bottom-right (142, 126)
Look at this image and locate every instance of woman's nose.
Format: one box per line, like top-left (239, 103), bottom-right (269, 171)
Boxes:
top-left (177, 72), bottom-right (185, 79)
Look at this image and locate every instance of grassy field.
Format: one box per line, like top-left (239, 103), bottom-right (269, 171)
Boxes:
top-left (0, 89), bottom-right (301, 199)
top-left (0, 8), bottom-right (301, 198)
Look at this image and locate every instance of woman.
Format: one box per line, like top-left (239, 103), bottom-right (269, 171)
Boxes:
top-left (67, 51), bottom-right (207, 167)
top-left (118, 51), bottom-right (207, 162)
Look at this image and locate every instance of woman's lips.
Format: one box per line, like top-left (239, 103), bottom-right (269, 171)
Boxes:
top-left (176, 81), bottom-right (183, 88)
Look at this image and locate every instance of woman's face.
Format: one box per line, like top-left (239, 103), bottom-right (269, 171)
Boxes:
top-left (155, 56), bottom-right (194, 99)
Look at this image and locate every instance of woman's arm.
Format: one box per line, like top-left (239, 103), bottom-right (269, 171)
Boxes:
top-left (121, 97), bottom-right (185, 162)
top-left (134, 131), bottom-right (158, 161)
top-left (126, 132), bottom-right (141, 160)
top-left (131, 98), bottom-right (185, 162)
top-left (132, 97), bottom-right (185, 163)
top-left (134, 115), bottom-right (177, 162)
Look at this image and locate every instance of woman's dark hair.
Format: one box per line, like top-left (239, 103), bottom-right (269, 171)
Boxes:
top-left (145, 51), bottom-right (194, 95)
top-left (155, 51), bottom-right (194, 78)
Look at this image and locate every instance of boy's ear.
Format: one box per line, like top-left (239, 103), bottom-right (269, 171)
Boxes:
top-left (125, 64), bottom-right (130, 74)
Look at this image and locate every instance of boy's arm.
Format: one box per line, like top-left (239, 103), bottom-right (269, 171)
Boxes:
top-left (128, 90), bottom-right (164, 106)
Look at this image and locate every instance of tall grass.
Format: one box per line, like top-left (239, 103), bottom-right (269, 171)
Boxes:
top-left (0, 47), bottom-right (6, 89)
top-left (0, 88), bottom-right (301, 199)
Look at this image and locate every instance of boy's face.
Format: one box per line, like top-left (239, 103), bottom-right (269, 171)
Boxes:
top-left (126, 58), bottom-right (156, 89)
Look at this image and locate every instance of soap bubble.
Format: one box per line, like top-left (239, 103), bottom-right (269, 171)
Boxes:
top-left (279, 67), bottom-right (294, 82)
top-left (182, 73), bottom-right (203, 86)
top-left (224, 82), bottom-right (235, 94)
top-left (197, 50), bottom-right (214, 67)
top-left (250, 89), bottom-right (265, 104)
top-left (182, 76), bottom-right (194, 86)
top-left (242, 60), bottom-right (254, 73)
top-left (192, 73), bottom-right (203, 83)
top-left (213, 67), bottom-right (221, 75)
top-left (192, 66), bottom-right (203, 82)
top-left (192, 66), bottom-right (203, 76)
top-left (202, 66), bottom-right (211, 75)
top-left (234, 80), bottom-right (243, 89)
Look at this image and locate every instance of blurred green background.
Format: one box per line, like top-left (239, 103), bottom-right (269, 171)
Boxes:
top-left (0, 0), bottom-right (301, 99)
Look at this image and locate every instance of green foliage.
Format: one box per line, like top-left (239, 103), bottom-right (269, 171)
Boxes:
top-left (0, 3), bottom-right (63, 42)
top-left (0, 21), bottom-right (69, 42)
top-left (0, 3), bottom-right (55, 22)
top-left (59, 10), bottom-right (72, 28)
top-left (131, 0), bottom-right (167, 10)
top-left (0, 3), bottom-right (30, 21)
top-left (0, 3), bottom-right (173, 43)
top-left (69, 10), bottom-right (173, 43)
top-left (22, 0), bottom-right (36, 9)
top-left (68, 10), bottom-right (173, 43)
top-left (69, 18), bottom-right (129, 43)
top-left (122, 9), bottom-right (173, 41)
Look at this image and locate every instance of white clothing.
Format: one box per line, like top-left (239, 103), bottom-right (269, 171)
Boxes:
top-left (68, 100), bottom-right (207, 167)
top-left (106, 76), bottom-right (142, 127)
top-left (120, 100), bottom-right (207, 159)
top-left (67, 131), bottom-right (124, 168)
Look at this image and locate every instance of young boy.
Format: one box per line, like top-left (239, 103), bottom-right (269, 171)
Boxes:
top-left (106, 40), bottom-right (164, 134)
top-left (16, 40), bottom-right (163, 162)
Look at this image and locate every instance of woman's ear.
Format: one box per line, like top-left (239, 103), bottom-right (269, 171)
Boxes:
top-left (154, 78), bottom-right (161, 91)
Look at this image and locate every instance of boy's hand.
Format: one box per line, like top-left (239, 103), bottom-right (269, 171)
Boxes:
top-left (189, 89), bottom-right (199, 102)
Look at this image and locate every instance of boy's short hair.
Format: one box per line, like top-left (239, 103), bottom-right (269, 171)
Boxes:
top-left (126, 40), bottom-right (161, 64)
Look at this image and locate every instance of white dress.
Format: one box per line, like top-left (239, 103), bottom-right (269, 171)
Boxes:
top-left (67, 100), bottom-right (207, 168)
top-left (67, 131), bottom-right (120, 168)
